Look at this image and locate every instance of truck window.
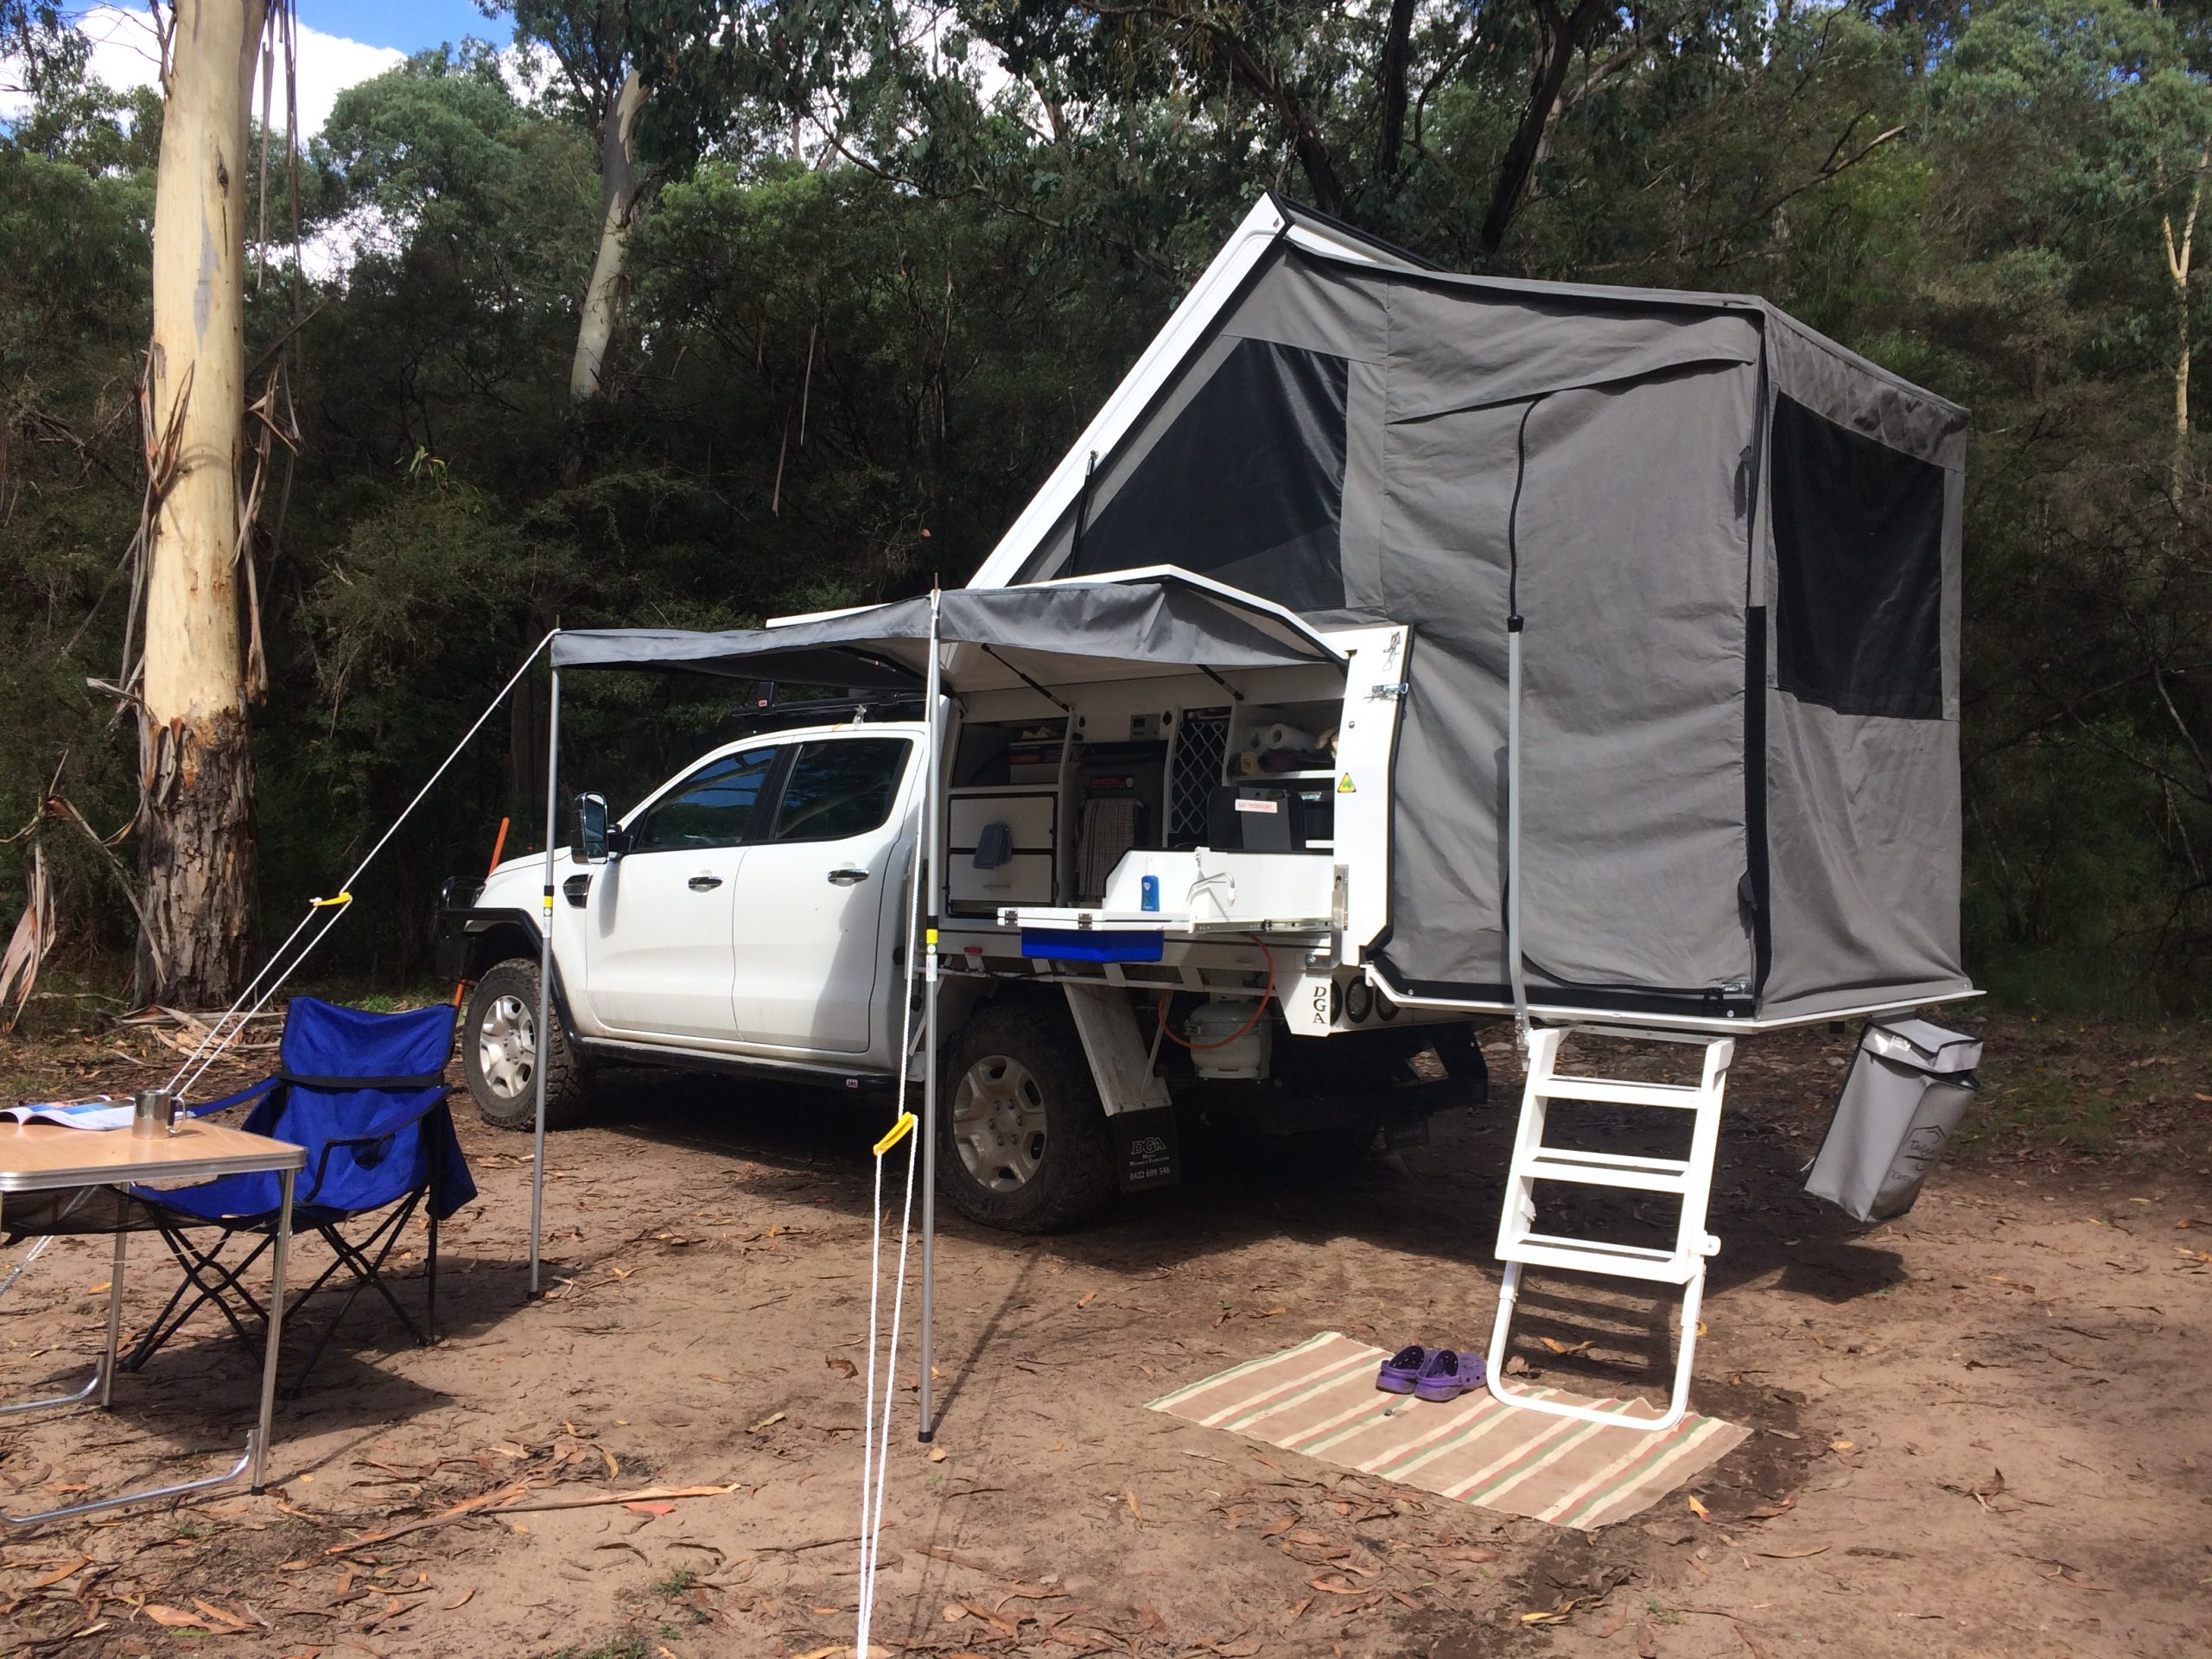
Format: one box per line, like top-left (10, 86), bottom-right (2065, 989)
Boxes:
top-left (629, 747), bottom-right (778, 852)
top-left (771, 739), bottom-right (911, 842)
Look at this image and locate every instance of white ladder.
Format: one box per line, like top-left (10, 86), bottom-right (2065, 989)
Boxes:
top-left (1484, 1026), bottom-right (1735, 1433)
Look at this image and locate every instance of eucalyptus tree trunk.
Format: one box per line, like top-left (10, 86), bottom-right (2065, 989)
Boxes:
top-left (570, 68), bottom-right (646, 402)
top-left (137, 0), bottom-right (269, 1006)
top-left (2166, 143), bottom-right (2206, 493)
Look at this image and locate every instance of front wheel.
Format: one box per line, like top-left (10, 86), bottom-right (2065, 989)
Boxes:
top-left (464, 957), bottom-right (588, 1130)
top-left (938, 1001), bottom-right (1117, 1233)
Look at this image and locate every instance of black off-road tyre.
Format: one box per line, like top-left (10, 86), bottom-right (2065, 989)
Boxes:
top-left (938, 1001), bottom-right (1118, 1233)
top-left (464, 957), bottom-right (588, 1131)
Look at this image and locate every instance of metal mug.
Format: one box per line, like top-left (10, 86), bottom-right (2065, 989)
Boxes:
top-left (131, 1088), bottom-right (176, 1138)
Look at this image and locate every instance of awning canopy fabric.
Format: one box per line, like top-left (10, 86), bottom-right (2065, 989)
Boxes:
top-left (548, 572), bottom-right (1344, 693)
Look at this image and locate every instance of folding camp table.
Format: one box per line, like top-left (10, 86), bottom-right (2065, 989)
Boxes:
top-left (0, 1119), bottom-right (304, 1527)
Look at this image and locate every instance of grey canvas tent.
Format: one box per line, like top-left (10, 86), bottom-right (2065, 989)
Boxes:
top-left (969, 196), bottom-right (1972, 1026)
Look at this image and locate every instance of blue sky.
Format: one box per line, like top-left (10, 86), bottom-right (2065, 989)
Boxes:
top-left (2, 5), bottom-right (529, 140)
top-left (296, 3), bottom-right (512, 55)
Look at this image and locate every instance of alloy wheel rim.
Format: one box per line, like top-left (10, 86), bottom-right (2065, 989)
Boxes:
top-left (951, 1053), bottom-right (1049, 1192)
top-left (478, 993), bottom-right (536, 1098)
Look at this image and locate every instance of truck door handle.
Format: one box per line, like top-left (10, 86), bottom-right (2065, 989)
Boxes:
top-left (827, 868), bottom-right (870, 885)
top-left (687, 874), bottom-right (724, 892)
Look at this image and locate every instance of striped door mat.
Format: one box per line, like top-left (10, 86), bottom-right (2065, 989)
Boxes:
top-left (1147, 1332), bottom-right (1746, 1530)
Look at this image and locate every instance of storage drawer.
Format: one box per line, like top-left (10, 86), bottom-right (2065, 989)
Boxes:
top-left (949, 851), bottom-right (1054, 908)
top-left (950, 790), bottom-right (1056, 851)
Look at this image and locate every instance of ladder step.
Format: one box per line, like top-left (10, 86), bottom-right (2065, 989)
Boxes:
top-left (1521, 1148), bottom-right (1694, 1192)
top-left (1498, 1232), bottom-right (1703, 1285)
top-left (1534, 1077), bottom-right (1706, 1109)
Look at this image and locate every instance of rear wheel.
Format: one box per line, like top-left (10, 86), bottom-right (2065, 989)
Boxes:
top-left (464, 957), bottom-right (588, 1130)
top-left (939, 1001), bottom-right (1117, 1233)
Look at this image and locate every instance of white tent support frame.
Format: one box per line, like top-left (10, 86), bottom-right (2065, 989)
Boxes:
top-left (917, 591), bottom-right (943, 1443)
top-left (531, 667), bottom-right (560, 1300)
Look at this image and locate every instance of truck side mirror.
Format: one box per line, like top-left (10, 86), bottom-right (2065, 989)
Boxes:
top-left (570, 792), bottom-right (612, 862)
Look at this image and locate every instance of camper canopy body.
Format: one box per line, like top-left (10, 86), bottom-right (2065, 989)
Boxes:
top-left (969, 197), bottom-right (1972, 1027)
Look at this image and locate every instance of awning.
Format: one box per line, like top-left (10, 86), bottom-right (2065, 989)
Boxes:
top-left (548, 571), bottom-right (1344, 693)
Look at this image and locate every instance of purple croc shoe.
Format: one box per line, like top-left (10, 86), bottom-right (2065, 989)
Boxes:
top-left (1414, 1348), bottom-right (1486, 1403)
top-left (1376, 1344), bottom-right (1428, 1394)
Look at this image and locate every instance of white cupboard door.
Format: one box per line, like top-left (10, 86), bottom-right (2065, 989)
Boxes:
top-left (730, 736), bottom-right (912, 1055)
top-left (588, 746), bottom-right (778, 1043)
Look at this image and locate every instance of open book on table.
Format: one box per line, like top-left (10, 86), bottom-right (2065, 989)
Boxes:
top-left (0, 1097), bottom-right (132, 1132)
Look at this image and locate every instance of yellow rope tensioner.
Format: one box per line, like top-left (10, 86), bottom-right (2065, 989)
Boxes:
top-left (309, 892), bottom-right (353, 908)
top-left (872, 1111), bottom-right (917, 1158)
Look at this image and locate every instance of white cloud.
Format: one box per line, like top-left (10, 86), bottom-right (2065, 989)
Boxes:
top-left (3, 5), bottom-right (404, 143)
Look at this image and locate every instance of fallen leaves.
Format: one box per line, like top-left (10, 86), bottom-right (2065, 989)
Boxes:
top-left (1687, 1494), bottom-right (1712, 1521)
top-left (1538, 1337), bottom-right (1592, 1356)
top-left (1521, 1597), bottom-right (1582, 1624)
top-left (747, 1410), bottom-right (786, 1433)
top-left (142, 1599), bottom-right (263, 1634)
top-left (27, 1557), bottom-right (90, 1590)
top-left (953, 1599), bottom-right (1021, 1638)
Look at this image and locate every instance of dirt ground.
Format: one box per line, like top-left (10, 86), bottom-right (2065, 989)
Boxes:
top-left (2, 1007), bottom-right (2208, 1659)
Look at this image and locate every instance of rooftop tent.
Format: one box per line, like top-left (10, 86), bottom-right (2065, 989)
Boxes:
top-left (969, 196), bottom-right (1971, 1026)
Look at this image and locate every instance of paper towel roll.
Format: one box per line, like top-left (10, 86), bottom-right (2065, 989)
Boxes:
top-left (1251, 722), bottom-right (1316, 753)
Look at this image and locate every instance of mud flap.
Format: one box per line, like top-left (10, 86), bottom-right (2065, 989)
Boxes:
top-left (1113, 1106), bottom-right (1182, 1192)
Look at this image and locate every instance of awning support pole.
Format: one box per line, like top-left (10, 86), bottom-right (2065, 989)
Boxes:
top-left (530, 661), bottom-right (560, 1298)
top-left (1506, 616), bottom-right (1529, 1049)
top-left (917, 588), bottom-right (944, 1442)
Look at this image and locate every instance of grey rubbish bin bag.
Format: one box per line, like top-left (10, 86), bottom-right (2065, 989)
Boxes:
top-left (1804, 1019), bottom-right (1982, 1224)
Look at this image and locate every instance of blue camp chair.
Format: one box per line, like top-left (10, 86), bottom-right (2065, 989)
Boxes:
top-left (124, 997), bottom-right (477, 1394)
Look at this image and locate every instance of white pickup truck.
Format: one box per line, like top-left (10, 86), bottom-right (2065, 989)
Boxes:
top-left (437, 671), bottom-right (1487, 1233)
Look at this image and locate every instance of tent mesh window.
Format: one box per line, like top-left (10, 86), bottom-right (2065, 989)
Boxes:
top-left (1770, 393), bottom-right (1946, 720)
top-left (1072, 339), bottom-right (1351, 613)
top-left (1169, 711), bottom-right (1230, 849)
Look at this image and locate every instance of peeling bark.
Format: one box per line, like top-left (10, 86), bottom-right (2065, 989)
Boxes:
top-left (137, 713), bottom-right (257, 1004)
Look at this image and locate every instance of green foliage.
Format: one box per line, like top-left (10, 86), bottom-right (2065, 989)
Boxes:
top-left (3, 3), bottom-right (2209, 1008)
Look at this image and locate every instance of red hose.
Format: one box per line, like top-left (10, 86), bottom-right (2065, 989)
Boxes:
top-left (1155, 934), bottom-right (1277, 1051)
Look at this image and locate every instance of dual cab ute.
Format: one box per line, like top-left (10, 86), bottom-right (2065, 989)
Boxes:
top-left (438, 606), bottom-right (1486, 1233)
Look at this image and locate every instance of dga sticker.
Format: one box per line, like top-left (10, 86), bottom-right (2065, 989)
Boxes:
top-left (1337, 773), bottom-right (1357, 794)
